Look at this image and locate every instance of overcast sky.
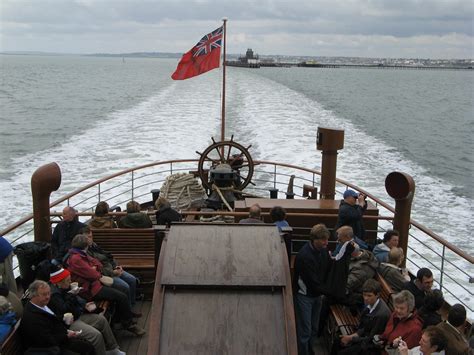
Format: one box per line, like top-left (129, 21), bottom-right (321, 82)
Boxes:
top-left (1, 0), bottom-right (473, 59)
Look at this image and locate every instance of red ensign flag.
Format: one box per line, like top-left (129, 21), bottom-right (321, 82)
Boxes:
top-left (171, 26), bottom-right (223, 80)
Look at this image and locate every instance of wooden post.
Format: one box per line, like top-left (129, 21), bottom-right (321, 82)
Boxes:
top-left (221, 18), bottom-right (227, 144)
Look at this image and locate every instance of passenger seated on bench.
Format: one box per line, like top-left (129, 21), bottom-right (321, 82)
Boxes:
top-left (378, 247), bottom-right (411, 292)
top-left (335, 279), bottom-right (391, 354)
top-left (155, 197), bottom-right (181, 227)
top-left (89, 201), bottom-right (117, 229)
top-left (118, 201), bottom-right (152, 228)
top-left (0, 236), bottom-right (18, 294)
top-left (398, 325), bottom-right (447, 355)
top-left (435, 304), bottom-right (469, 355)
top-left (0, 281), bottom-right (23, 318)
top-left (402, 268), bottom-right (434, 309)
top-left (378, 290), bottom-right (423, 350)
top-left (81, 226), bottom-right (140, 311)
top-left (373, 230), bottom-right (400, 263)
top-left (48, 266), bottom-right (125, 355)
top-left (270, 206), bottom-right (289, 231)
top-left (418, 289), bottom-right (444, 329)
top-left (51, 206), bottom-right (86, 264)
top-left (20, 280), bottom-right (95, 354)
top-left (67, 234), bottom-right (145, 336)
top-left (239, 204), bottom-right (264, 224)
top-left (0, 296), bottom-right (16, 344)
top-left (347, 247), bottom-right (379, 298)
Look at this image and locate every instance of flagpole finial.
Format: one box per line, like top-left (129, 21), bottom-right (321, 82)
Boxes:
top-left (222, 17), bottom-right (228, 22)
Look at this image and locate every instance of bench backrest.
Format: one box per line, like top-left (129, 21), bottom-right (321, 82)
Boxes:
top-left (1, 319), bottom-right (23, 355)
top-left (375, 272), bottom-right (395, 310)
top-left (91, 228), bottom-right (159, 267)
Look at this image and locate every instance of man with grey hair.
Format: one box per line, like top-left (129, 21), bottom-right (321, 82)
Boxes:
top-left (52, 206), bottom-right (85, 263)
top-left (20, 280), bottom-right (94, 354)
top-left (239, 203), bottom-right (264, 224)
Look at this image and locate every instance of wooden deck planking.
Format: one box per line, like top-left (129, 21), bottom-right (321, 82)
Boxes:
top-left (116, 300), bottom-right (151, 354)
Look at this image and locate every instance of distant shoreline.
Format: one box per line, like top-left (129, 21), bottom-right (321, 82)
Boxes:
top-left (1, 51), bottom-right (472, 69)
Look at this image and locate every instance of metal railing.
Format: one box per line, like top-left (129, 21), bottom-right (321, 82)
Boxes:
top-left (1, 159), bottom-right (472, 313)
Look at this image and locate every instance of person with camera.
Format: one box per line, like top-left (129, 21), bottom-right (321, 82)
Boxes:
top-left (335, 189), bottom-right (368, 242)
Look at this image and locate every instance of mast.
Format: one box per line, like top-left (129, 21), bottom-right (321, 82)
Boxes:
top-left (221, 18), bottom-right (227, 144)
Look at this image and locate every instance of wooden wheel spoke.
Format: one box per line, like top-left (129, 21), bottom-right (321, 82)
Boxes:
top-left (213, 146), bottom-right (225, 163)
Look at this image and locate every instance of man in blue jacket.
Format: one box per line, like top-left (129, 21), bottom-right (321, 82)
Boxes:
top-left (335, 189), bottom-right (367, 241)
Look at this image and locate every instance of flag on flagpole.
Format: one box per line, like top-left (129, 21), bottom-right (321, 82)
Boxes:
top-left (171, 26), bottom-right (223, 80)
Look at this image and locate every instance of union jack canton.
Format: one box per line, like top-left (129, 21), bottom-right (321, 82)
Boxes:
top-left (193, 26), bottom-right (223, 57)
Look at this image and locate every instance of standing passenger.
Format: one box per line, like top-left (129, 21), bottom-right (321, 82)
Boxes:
top-left (293, 224), bottom-right (331, 355)
top-left (334, 189), bottom-right (367, 241)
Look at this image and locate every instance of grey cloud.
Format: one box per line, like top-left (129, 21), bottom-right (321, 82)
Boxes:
top-left (1, 0), bottom-right (472, 57)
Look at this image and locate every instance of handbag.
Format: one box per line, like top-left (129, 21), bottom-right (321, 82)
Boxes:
top-left (99, 275), bottom-right (113, 287)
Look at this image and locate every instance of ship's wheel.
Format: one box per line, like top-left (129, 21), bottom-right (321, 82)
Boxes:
top-left (196, 136), bottom-right (254, 191)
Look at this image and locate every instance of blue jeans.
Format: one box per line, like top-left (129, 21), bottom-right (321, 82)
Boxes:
top-left (295, 293), bottom-right (322, 355)
top-left (112, 271), bottom-right (137, 306)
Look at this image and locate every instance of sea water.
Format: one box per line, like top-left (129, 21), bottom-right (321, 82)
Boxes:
top-left (0, 54), bottom-right (472, 308)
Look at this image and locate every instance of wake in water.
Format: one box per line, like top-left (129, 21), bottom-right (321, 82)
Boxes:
top-left (0, 68), bottom-right (471, 309)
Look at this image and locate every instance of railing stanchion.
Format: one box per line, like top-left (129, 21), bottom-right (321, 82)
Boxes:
top-left (440, 245), bottom-right (446, 292)
top-left (273, 164), bottom-right (277, 189)
top-left (98, 183), bottom-right (101, 202)
top-left (131, 171), bottom-right (134, 201)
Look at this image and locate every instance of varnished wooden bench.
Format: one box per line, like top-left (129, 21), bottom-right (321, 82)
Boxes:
top-left (375, 272), bottom-right (395, 310)
top-left (91, 228), bottom-right (159, 269)
top-left (328, 303), bottom-right (359, 336)
top-left (328, 273), bottom-right (394, 339)
top-left (0, 319), bottom-right (23, 355)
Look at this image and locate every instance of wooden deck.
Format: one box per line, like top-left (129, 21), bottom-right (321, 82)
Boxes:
top-left (116, 299), bottom-right (152, 354)
top-left (116, 299), bottom-right (329, 355)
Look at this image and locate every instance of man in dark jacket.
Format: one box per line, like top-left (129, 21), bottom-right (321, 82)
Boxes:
top-left (336, 279), bottom-right (391, 354)
top-left (20, 280), bottom-right (94, 354)
top-left (51, 207), bottom-right (85, 263)
top-left (334, 189), bottom-right (367, 241)
top-left (402, 267), bottom-right (434, 309)
top-left (294, 224), bottom-right (335, 355)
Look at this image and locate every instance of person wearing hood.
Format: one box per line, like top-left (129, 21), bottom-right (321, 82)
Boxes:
top-left (334, 189), bottom-right (367, 241)
top-left (118, 201), bottom-right (152, 228)
top-left (154, 197), bottom-right (181, 227)
top-left (0, 295), bottom-right (16, 344)
top-left (347, 246), bottom-right (380, 296)
top-left (89, 201), bottom-right (117, 229)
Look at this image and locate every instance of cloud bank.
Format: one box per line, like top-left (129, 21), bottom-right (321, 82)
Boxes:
top-left (1, 0), bottom-right (473, 58)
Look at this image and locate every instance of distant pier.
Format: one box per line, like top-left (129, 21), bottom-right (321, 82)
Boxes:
top-left (227, 61), bottom-right (472, 71)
